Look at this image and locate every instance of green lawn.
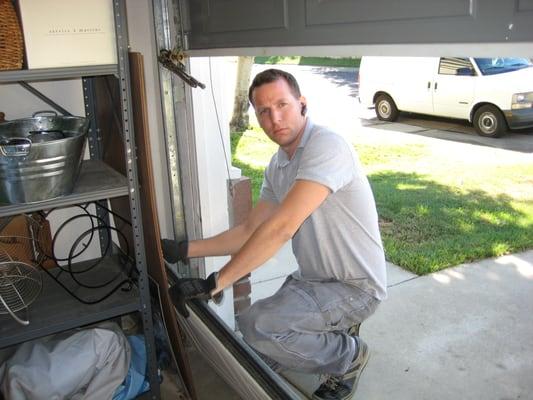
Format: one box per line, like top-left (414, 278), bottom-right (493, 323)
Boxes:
top-left (254, 56), bottom-right (361, 68)
top-left (231, 129), bottom-right (533, 275)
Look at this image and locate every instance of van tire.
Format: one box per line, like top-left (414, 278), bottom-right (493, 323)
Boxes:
top-left (473, 105), bottom-right (507, 138)
top-left (375, 94), bottom-right (399, 122)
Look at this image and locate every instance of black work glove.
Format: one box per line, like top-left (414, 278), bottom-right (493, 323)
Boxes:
top-left (168, 272), bottom-right (223, 318)
top-left (161, 238), bottom-right (188, 264)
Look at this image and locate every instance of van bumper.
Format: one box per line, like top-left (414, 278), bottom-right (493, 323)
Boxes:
top-left (503, 108), bottom-right (533, 129)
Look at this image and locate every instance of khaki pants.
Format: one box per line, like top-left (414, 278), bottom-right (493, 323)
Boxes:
top-left (239, 276), bottom-right (380, 376)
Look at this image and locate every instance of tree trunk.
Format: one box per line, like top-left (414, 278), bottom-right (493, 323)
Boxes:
top-left (230, 56), bottom-right (254, 132)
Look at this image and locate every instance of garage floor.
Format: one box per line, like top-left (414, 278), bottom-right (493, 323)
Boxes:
top-left (159, 346), bottom-right (240, 399)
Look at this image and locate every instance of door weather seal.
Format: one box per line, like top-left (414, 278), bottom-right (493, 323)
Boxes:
top-left (178, 297), bottom-right (304, 399)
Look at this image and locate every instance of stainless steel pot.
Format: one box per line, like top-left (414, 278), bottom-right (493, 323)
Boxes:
top-left (0, 111), bottom-right (89, 204)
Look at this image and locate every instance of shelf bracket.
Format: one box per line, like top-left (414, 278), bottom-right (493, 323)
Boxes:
top-left (17, 81), bottom-right (73, 116)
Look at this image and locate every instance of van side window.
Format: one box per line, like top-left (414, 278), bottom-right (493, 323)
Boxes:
top-left (439, 57), bottom-right (476, 76)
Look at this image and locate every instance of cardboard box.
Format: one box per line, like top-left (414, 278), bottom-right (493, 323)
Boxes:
top-left (0, 213), bottom-right (55, 269)
top-left (18, 0), bottom-right (117, 69)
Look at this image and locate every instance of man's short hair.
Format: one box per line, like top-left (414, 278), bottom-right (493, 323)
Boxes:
top-left (248, 68), bottom-right (302, 105)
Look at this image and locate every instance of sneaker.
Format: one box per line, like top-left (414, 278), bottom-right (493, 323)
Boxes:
top-left (312, 337), bottom-right (369, 400)
top-left (347, 323), bottom-right (361, 338)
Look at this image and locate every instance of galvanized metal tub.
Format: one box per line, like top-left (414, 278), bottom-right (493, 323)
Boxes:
top-left (0, 111), bottom-right (88, 204)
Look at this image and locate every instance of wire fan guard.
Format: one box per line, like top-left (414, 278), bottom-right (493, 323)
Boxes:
top-left (0, 259), bottom-right (41, 308)
top-left (0, 215), bottom-right (44, 325)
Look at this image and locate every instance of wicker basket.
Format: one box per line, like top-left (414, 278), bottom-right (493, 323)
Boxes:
top-left (0, 0), bottom-right (24, 71)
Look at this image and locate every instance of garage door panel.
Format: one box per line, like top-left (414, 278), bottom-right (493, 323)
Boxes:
top-left (197, 0), bottom-right (288, 33)
top-left (510, 1), bottom-right (533, 41)
top-left (517, 0), bottom-right (533, 12)
top-left (186, 0), bottom-right (532, 50)
top-left (305, 0), bottom-right (472, 26)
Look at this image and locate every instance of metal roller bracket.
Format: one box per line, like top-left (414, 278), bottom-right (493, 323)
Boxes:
top-left (158, 49), bottom-right (206, 89)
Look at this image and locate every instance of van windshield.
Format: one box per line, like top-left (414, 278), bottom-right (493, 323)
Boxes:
top-left (474, 57), bottom-right (532, 75)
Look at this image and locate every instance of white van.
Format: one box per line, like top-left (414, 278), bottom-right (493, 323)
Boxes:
top-left (358, 56), bottom-right (533, 138)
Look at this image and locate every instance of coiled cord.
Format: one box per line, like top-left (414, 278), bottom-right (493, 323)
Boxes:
top-left (36, 202), bottom-right (137, 305)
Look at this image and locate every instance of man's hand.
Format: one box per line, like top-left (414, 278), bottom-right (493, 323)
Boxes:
top-left (168, 272), bottom-right (223, 318)
top-left (161, 238), bottom-right (188, 264)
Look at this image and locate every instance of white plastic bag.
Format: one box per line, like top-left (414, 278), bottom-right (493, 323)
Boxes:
top-left (0, 322), bottom-right (131, 400)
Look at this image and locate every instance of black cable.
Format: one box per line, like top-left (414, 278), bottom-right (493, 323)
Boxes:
top-left (34, 202), bottom-right (137, 304)
top-left (39, 205), bottom-right (96, 263)
top-left (51, 213), bottom-right (107, 270)
top-left (38, 264), bottom-right (133, 305)
top-left (66, 225), bottom-right (129, 289)
top-left (94, 201), bottom-right (132, 227)
top-left (39, 202), bottom-right (132, 271)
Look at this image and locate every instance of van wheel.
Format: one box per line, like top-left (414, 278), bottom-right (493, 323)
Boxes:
top-left (473, 105), bottom-right (507, 138)
top-left (375, 94), bottom-right (399, 122)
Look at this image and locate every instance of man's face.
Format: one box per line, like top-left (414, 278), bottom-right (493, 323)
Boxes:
top-left (252, 78), bottom-right (307, 157)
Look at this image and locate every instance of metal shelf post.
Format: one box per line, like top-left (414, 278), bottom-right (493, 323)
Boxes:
top-left (114, 0), bottom-right (161, 397)
top-left (0, 1), bottom-right (161, 398)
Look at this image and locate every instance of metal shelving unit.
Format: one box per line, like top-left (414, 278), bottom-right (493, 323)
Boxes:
top-left (0, 257), bottom-right (139, 348)
top-left (0, 64), bottom-right (118, 84)
top-left (0, 160), bottom-right (128, 217)
top-left (0, 1), bottom-right (160, 398)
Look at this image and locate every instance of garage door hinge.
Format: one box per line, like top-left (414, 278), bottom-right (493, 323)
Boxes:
top-left (158, 48), bottom-right (206, 89)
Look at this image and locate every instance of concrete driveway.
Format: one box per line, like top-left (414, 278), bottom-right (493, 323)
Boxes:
top-left (362, 113), bottom-right (533, 154)
top-left (280, 252), bottom-right (533, 400)
top-left (357, 251), bottom-right (533, 400)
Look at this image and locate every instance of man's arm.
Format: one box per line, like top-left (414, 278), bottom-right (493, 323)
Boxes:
top-left (188, 199), bottom-right (278, 258)
top-left (166, 199), bottom-right (278, 317)
top-left (214, 179), bottom-right (330, 293)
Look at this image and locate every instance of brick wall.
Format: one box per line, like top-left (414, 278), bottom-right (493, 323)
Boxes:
top-left (227, 176), bottom-right (253, 329)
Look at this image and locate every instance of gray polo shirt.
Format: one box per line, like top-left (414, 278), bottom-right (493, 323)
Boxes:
top-left (260, 119), bottom-right (387, 300)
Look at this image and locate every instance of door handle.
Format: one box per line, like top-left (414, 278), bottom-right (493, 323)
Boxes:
top-left (434, 82), bottom-right (438, 91)
top-left (427, 81), bottom-right (431, 89)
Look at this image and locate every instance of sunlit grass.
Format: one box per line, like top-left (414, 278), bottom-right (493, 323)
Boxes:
top-left (231, 128), bottom-right (533, 275)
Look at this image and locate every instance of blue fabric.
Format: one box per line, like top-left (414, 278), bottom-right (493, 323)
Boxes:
top-left (113, 335), bottom-right (150, 400)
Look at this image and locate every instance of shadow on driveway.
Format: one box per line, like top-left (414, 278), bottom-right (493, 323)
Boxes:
top-left (362, 112), bottom-right (533, 153)
top-left (310, 66), bottom-right (359, 98)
